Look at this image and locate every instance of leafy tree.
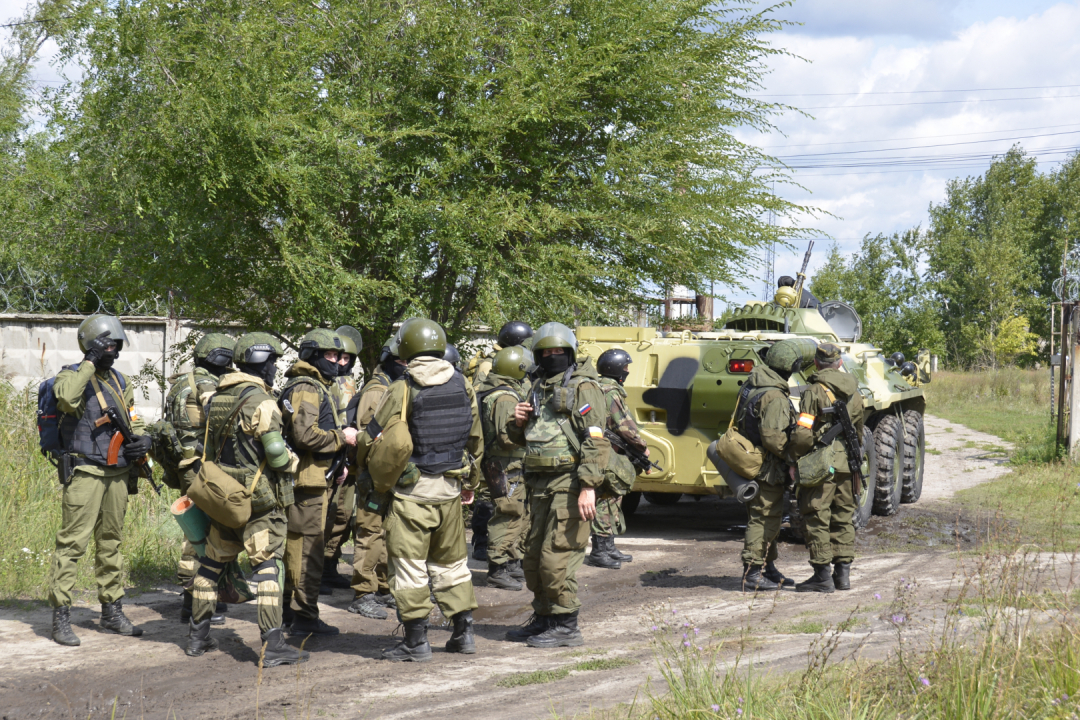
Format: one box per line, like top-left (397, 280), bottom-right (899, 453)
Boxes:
top-left (927, 147), bottom-right (1056, 368)
top-left (6, 0), bottom-right (810, 364)
top-left (809, 231), bottom-right (944, 359)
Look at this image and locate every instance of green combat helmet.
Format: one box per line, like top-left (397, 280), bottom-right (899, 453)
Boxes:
top-left (298, 328), bottom-right (344, 380)
top-left (378, 334), bottom-right (400, 363)
top-left (764, 338), bottom-right (818, 378)
top-left (335, 325), bottom-right (363, 355)
top-left (492, 345), bottom-right (530, 380)
top-left (77, 314), bottom-right (128, 352)
top-left (396, 318), bottom-right (447, 361)
top-left (194, 332), bottom-right (235, 370)
top-left (234, 332), bottom-right (284, 365)
top-left (531, 322), bottom-right (577, 361)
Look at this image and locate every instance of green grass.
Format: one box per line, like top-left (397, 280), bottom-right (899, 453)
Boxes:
top-left (924, 368), bottom-right (1057, 462)
top-left (0, 380), bottom-right (181, 602)
top-left (775, 619), bottom-right (825, 635)
top-left (498, 657), bottom-right (635, 687)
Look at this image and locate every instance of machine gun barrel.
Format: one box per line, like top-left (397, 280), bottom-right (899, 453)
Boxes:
top-left (793, 239), bottom-right (815, 301)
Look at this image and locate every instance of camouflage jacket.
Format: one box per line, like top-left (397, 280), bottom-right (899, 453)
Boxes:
top-left (477, 371), bottom-right (528, 466)
top-left (791, 368), bottom-right (865, 471)
top-left (735, 365), bottom-right (795, 486)
top-left (280, 360), bottom-right (346, 489)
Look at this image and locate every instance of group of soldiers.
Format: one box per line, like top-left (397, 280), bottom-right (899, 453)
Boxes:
top-left (45, 314), bottom-right (646, 665)
top-left (734, 338), bottom-right (863, 595)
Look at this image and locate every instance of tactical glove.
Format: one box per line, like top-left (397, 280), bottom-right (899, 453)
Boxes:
top-left (123, 434), bottom-right (153, 461)
top-left (83, 331), bottom-right (114, 364)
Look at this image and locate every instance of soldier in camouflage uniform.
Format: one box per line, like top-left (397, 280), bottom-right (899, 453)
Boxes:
top-left (360, 318), bottom-right (484, 662)
top-left (321, 326), bottom-right (363, 593)
top-left (507, 322), bottom-right (611, 649)
top-left (585, 349), bottom-right (645, 570)
top-left (49, 315), bottom-right (150, 647)
top-left (345, 336), bottom-right (401, 620)
top-left (185, 332), bottom-right (308, 666)
top-left (790, 343), bottom-right (865, 593)
top-left (161, 332), bottom-right (234, 625)
top-left (735, 340), bottom-right (804, 592)
top-left (476, 345), bottom-right (533, 591)
top-left (467, 321), bottom-right (533, 561)
top-left (279, 329), bottom-right (357, 636)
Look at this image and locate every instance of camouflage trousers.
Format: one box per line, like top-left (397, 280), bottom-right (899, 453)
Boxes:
top-left (799, 473), bottom-right (856, 565)
top-left (590, 494), bottom-right (626, 537)
top-left (351, 480), bottom-right (389, 596)
top-left (523, 487), bottom-right (589, 616)
top-left (489, 480), bottom-right (529, 566)
top-left (740, 481), bottom-right (785, 565)
top-left (285, 488), bottom-right (327, 621)
top-left (194, 509), bottom-right (286, 633)
top-left (385, 496), bottom-right (477, 622)
top-left (324, 481), bottom-right (355, 563)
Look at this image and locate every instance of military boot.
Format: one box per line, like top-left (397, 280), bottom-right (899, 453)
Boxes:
top-left (471, 535), bottom-right (489, 562)
top-left (445, 611), bottom-right (477, 654)
top-left (320, 561), bottom-right (352, 594)
top-left (381, 619), bottom-right (432, 662)
top-left (487, 562), bottom-right (523, 591)
top-left (185, 619), bottom-right (218, 657)
top-left (763, 561), bottom-right (795, 588)
top-left (259, 627), bottom-right (309, 667)
top-left (585, 535), bottom-right (621, 570)
top-left (506, 614), bottom-right (552, 642)
top-left (832, 562), bottom-right (851, 591)
top-left (796, 563), bottom-right (836, 594)
top-left (180, 592), bottom-right (226, 625)
top-left (100, 600), bottom-right (143, 636)
top-left (526, 611), bottom-right (584, 648)
top-left (507, 559), bottom-right (526, 582)
top-left (742, 564), bottom-right (780, 592)
top-left (348, 593), bottom-right (389, 620)
top-left (609, 537), bottom-right (633, 563)
top-left (289, 615), bottom-right (340, 636)
top-left (374, 591), bottom-right (397, 609)
top-left (51, 606), bottom-right (80, 647)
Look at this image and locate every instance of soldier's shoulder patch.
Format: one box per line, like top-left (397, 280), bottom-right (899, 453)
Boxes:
top-left (588, 426), bottom-right (603, 439)
top-left (797, 413), bottom-right (815, 429)
top-left (578, 403), bottom-right (592, 415)
top-left (282, 398), bottom-right (294, 414)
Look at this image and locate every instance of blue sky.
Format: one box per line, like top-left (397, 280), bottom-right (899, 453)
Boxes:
top-left (718, 0), bottom-right (1080, 308)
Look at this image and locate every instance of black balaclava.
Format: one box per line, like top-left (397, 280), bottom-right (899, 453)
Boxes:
top-left (240, 360), bottom-right (278, 387)
top-left (196, 359), bottom-right (230, 378)
top-left (538, 352), bottom-right (571, 377)
top-left (382, 359), bottom-right (406, 382)
top-left (312, 352), bottom-right (340, 381)
top-left (95, 349), bottom-right (118, 372)
top-left (615, 370), bottom-right (630, 385)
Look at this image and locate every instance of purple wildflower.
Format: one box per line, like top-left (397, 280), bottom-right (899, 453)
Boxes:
top-left (711, 706), bottom-right (720, 712)
top-left (892, 614), bottom-right (906, 624)
top-left (920, 677), bottom-right (930, 687)
top-left (873, 593), bottom-right (882, 600)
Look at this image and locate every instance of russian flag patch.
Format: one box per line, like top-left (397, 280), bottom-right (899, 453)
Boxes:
top-left (578, 403), bottom-right (592, 415)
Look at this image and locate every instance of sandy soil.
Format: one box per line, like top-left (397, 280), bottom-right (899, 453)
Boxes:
top-left (0, 414), bottom-right (1052, 720)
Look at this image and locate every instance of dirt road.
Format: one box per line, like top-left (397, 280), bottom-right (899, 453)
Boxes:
top-left (0, 415), bottom-right (1027, 720)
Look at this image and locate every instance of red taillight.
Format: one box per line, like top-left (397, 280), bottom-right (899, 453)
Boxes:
top-left (728, 359), bottom-right (754, 373)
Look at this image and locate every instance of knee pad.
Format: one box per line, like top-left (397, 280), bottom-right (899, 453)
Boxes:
top-left (196, 555), bottom-right (225, 584)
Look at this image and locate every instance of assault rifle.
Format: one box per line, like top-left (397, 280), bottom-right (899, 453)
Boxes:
top-left (604, 430), bottom-right (662, 475)
top-left (824, 398), bottom-right (862, 497)
top-left (104, 406), bottom-right (161, 494)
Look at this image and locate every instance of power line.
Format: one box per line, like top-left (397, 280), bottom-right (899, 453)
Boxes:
top-left (0, 15), bottom-right (73, 28)
top-left (756, 122), bottom-right (1080, 150)
top-left (774, 129), bottom-right (1080, 160)
top-left (752, 83), bottom-right (1080, 98)
top-left (800, 93), bottom-right (1080, 110)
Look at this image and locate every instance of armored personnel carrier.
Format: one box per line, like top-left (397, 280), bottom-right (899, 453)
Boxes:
top-left (576, 290), bottom-right (929, 530)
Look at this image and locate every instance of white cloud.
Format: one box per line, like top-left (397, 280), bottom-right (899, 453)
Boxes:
top-left (721, 2), bottom-right (1080, 307)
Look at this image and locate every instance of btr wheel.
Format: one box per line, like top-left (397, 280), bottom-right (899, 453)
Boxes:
top-left (872, 414), bottom-right (903, 516)
top-left (901, 409), bottom-right (925, 504)
top-left (621, 491), bottom-right (642, 516)
top-left (853, 425), bottom-right (877, 529)
top-left (642, 492), bottom-right (682, 506)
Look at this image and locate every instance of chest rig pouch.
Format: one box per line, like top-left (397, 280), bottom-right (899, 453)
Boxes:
top-left (523, 372), bottom-right (587, 474)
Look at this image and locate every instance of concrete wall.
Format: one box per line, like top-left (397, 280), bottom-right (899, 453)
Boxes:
top-left (0, 314), bottom-right (218, 421)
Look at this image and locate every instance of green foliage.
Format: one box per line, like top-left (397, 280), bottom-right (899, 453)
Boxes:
top-left (927, 147), bottom-right (1060, 369)
top-left (809, 230), bottom-right (944, 357)
top-left (5, 0), bottom-right (809, 366)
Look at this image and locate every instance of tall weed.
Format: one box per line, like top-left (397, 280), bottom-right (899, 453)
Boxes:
top-left (0, 380), bottom-right (180, 602)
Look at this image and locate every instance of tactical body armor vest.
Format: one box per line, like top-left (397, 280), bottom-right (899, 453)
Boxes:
top-left (281, 376), bottom-right (342, 462)
top-left (599, 382), bottom-right (636, 494)
top-left (523, 373), bottom-right (594, 474)
top-left (734, 383), bottom-right (783, 447)
top-left (59, 368), bottom-right (130, 469)
top-left (407, 372), bottom-right (472, 474)
top-left (479, 386), bottom-right (525, 461)
top-left (206, 383), bottom-right (282, 514)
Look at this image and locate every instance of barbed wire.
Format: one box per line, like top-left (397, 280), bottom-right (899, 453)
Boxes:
top-left (0, 262), bottom-right (166, 316)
